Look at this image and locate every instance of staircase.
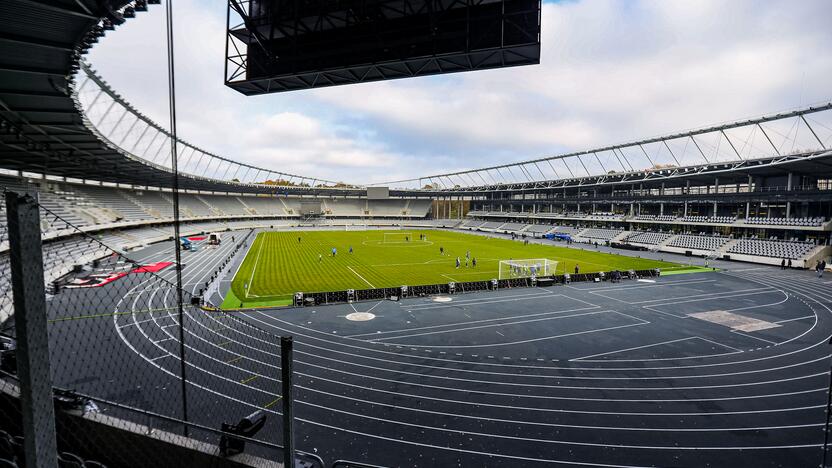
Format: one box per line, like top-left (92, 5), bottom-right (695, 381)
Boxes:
top-left (236, 197), bottom-right (258, 215)
top-left (121, 191), bottom-right (161, 218)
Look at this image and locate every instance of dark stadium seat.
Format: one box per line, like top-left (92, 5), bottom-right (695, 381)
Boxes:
top-left (58, 452), bottom-right (85, 468)
top-left (0, 433), bottom-right (14, 465)
top-left (9, 438), bottom-right (23, 465)
top-left (84, 460), bottom-right (108, 468)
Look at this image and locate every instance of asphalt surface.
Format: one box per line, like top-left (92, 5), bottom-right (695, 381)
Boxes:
top-left (40, 229), bottom-right (832, 467)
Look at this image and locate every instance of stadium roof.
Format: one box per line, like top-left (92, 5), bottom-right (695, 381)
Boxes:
top-left (1, 0), bottom-right (831, 198)
top-left (0, 0), bottom-right (360, 195)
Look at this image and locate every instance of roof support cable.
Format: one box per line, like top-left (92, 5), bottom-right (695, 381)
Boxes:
top-left (720, 129), bottom-right (742, 160)
top-left (592, 151), bottom-right (607, 174)
top-left (575, 154), bottom-right (591, 176)
top-left (662, 140), bottom-right (681, 167)
top-left (545, 159), bottom-right (561, 179)
top-left (802, 115), bottom-right (827, 149)
top-left (689, 135), bottom-right (709, 164)
top-left (756, 123), bottom-right (781, 156)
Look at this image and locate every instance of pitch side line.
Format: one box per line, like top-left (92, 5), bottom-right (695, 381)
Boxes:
top-left (227, 229), bottom-right (257, 292)
top-left (244, 234), bottom-right (265, 299)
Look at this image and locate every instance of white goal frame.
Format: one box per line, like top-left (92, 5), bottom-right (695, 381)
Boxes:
top-left (383, 232), bottom-right (417, 243)
top-left (498, 259), bottom-right (557, 280)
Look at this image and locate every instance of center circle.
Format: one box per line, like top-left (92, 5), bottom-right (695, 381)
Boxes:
top-left (345, 312), bottom-right (376, 321)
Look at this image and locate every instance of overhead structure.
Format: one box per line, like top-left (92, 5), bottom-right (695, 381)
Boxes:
top-left (0, 0), bottom-right (359, 196)
top-left (372, 103), bottom-right (832, 191)
top-left (76, 63), bottom-right (345, 189)
top-left (225, 0), bottom-right (542, 95)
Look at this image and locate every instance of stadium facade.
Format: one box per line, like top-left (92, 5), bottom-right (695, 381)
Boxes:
top-left (1, 0), bottom-right (832, 467)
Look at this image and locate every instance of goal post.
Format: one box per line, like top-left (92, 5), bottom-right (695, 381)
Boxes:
top-left (498, 259), bottom-right (557, 280)
top-left (382, 232), bottom-right (414, 243)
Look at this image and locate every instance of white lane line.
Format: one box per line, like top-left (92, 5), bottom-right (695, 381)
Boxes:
top-left (599, 286), bottom-right (775, 305)
top-left (241, 287), bottom-right (826, 374)
top-left (347, 302), bottom-right (599, 339)
top-left (731, 330), bottom-right (779, 345)
top-left (347, 266), bottom-right (375, 288)
top-left (227, 230), bottom-right (257, 289)
top-left (130, 307), bottom-right (831, 445)
top-left (373, 316), bottom-right (650, 349)
top-left (642, 289), bottom-right (784, 318)
top-left (368, 310), bottom-right (613, 342)
top-left (572, 337), bottom-right (698, 361)
top-left (582, 278), bottom-right (717, 292)
top-left (776, 315), bottom-right (815, 324)
top-left (404, 290), bottom-right (555, 310)
top-left (695, 336), bottom-right (743, 352)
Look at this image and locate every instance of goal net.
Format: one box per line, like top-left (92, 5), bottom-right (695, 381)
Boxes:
top-left (383, 232), bottom-right (416, 243)
top-left (498, 259), bottom-right (557, 280)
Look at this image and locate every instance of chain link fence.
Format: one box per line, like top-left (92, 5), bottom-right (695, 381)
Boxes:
top-left (0, 187), bottom-right (309, 467)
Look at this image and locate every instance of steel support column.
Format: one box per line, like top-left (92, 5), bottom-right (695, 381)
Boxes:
top-left (5, 191), bottom-right (58, 468)
top-left (281, 336), bottom-right (295, 468)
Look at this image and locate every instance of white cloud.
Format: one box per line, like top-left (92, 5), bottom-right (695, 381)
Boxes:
top-left (86, 0), bottom-right (832, 184)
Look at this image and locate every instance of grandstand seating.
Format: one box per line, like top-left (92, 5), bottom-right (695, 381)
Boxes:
top-left (480, 221), bottom-right (504, 230)
top-left (744, 216), bottom-right (825, 227)
top-left (73, 185), bottom-right (149, 222)
top-left (624, 231), bottom-right (674, 245)
top-left (500, 222), bottom-right (526, 232)
top-left (551, 226), bottom-right (582, 236)
top-left (576, 228), bottom-right (625, 241)
top-left (633, 214), bottom-right (676, 222)
top-left (525, 224), bottom-right (554, 234)
top-left (177, 194), bottom-right (216, 217)
top-left (667, 234), bottom-right (731, 251)
top-left (460, 220), bottom-right (486, 229)
top-left (680, 215), bottom-right (735, 224)
top-left (728, 238), bottom-right (816, 259)
top-left (239, 196), bottom-right (285, 215)
top-left (128, 191), bottom-right (174, 218)
top-left (0, 430), bottom-right (108, 468)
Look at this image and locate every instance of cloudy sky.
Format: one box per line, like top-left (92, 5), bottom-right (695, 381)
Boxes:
top-left (87, 0), bottom-right (832, 185)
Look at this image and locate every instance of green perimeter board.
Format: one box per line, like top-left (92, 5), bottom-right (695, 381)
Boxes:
top-left (224, 230), bottom-right (683, 308)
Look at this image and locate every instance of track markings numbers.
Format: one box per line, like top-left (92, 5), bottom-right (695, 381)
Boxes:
top-left (637, 279), bottom-right (656, 283)
top-left (688, 310), bottom-right (780, 332)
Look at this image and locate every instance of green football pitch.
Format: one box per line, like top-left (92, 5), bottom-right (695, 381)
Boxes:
top-left (221, 229), bottom-right (687, 309)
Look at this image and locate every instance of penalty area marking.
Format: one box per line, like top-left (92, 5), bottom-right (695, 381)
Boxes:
top-left (347, 266), bottom-right (375, 288)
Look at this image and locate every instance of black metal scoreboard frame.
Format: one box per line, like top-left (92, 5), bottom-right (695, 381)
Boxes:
top-left (225, 0), bottom-right (541, 95)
